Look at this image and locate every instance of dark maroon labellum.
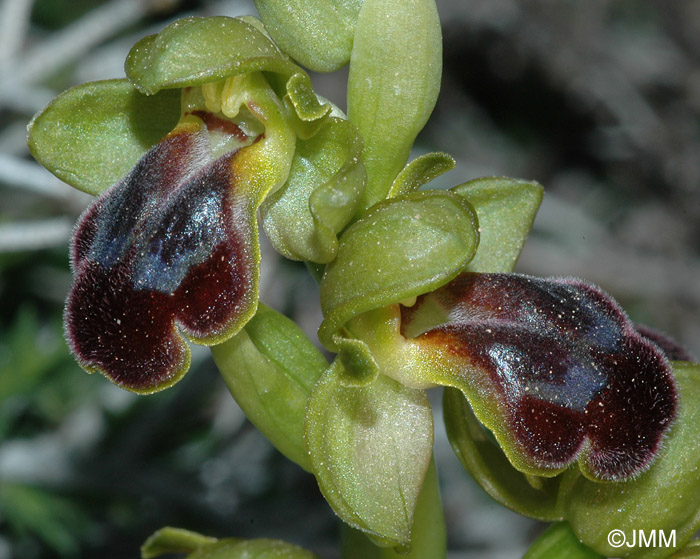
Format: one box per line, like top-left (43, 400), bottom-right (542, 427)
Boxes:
top-left (66, 123), bottom-right (257, 393)
top-left (405, 273), bottom-right (678, 480)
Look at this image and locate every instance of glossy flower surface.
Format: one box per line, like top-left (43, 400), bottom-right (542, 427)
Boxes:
top-left (404, 272), bottom-right (678, 480)
top-left (65, 113), bottom-right (259, 393)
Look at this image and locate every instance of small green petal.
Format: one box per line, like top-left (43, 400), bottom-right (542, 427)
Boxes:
top-left (452, 177), bottom-right (543, 273)
top-left (305, 360), bottom-right (433, 546)
top-left (522, 522), bottom-right (604, 559)
top-left (565, 362), bottom-right (700, 558)
top-left (319, 190), bottom-right (478, 353)
top-left (125, 16), bottom-right (328, 122)
top-left (27, 79), bottom-right (180, 195)
top-left (261, 117), bottom-right (366, 263)
top-left (254, 0), bottom-right (362, 72)
top-left (211, 304), bottom-right (327, 471)
top-left (443, 387), bottom-right (564, 521)
top-left (387, 152), bottom-right (455, 199)
top-left (348, 0), bottom-right (442, 211)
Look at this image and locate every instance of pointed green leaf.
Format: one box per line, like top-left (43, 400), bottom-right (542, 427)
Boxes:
top-left (189, 539), bottom-right (319, 559)
top-left (27, 79), bottom-right (180, 195)
top-left (564, 362), bottom-right (700, 558)
top-left (452, 177), bottom-right (543, 273)
top-left (211, 304), bottom-right (328, 471)
top-left (522, 522), bottom-right (604, 559)
top-left (387, 152), bottom-right (455, 199)
top-left (443, 387), bottom-right (564, 521)
top-left (142, 528), bottom-right (319, 559)
top-left (305, 360), bottom-right (433, 546)
top-left (254, 0), bottom-right (362, 72)
top-left (261, 117), bottom-right (366, 263)
top-left (142, 527), bottom-right (218, 558)
top-left (319, 190), bottom-right (478, 353)
top-left (125, 16), bottom-right (328, 121)
top-left (348, 0), bottom-right (442, 211)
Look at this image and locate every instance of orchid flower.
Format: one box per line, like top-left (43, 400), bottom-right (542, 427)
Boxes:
top-left (28, 16), bottom-right (365, 393)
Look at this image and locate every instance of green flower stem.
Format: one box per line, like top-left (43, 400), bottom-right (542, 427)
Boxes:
top-left (522, 522), bottom-right (604, 559)
top-left (340, 457), bottom-right (446, 559)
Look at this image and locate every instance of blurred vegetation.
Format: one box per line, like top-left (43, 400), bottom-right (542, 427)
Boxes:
top-left (0, 1), bottom-right (698, 558)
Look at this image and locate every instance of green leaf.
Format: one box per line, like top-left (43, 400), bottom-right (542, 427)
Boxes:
top-left (254, 0), bottom-right (363, 72)
top-left (522, 522), bottom-right (604, 559)
top-left (348, 0), bottom-right (442, 211)
top-left (142, 527), bottom-right (319, 559)
top-left (190, 539), bottom-right (319, 559)
top-left (564, 362), bottom-right (700, 559)
top-left (319, 190), bottom-right (478, 353)
top-left (211, 304), bottom-right (328, 471)
top-left (142, 527), bottom-right (218, 558)
top-left (125, 16), bottom-right (328, 121)
top-left (387, 152), bottom-right (455, 199)
top-left (452, 177), bottom-right (543, 273)
top-left (27, 79), bottom-right (180, 195)
top-left (305, 360), bottom-right (434, 546)
top-left (261, 117), bottom-right (366, 263)
top-left (443, 387), bottom-right (564, 521)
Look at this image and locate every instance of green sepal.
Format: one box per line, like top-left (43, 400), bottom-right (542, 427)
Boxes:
top-left (261, 117), bottom-right (366, 263)
top-left (142, 527), bottom-right (217, 558)
top-left (27, 79), bottom-right (180, 195)
top-left (387, 152), bottom-right (455, 199)
top-left (340, 458), bottom-right (447, 559)
top-left (254, 0), bottom-right (362, 72)
top-left (564, 362), bottom-right (700, 559)
top-left (211, 304), bottom-right (328, 471)
top-left (443, 387), bottom-right (564, 521)
top-left (305, 359), bottom-right (434, 547)
top-left (319, 190), bottom-right (479, 359)
top-left (522, 522), bottom-right (605, 559)
top-left (125, 16), bottom-right (329, 122)
top-left (142, 527), bottom-right (319, 559)
top-left (348, 0), bottom-right (442, 211)
top-left (451, 177), bottom-right (543, 273)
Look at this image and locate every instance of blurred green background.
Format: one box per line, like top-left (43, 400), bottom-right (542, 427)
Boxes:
top-left (1, 0), bottom-right (698, 557)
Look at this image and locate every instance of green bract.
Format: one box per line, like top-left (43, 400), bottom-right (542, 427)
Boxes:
top-left (348, 0), bottom-right (442, 211)
top-left (305, 360), bottom-right (433, 547)
top-left (254, 0), bottom-right (363, 72)
top-left (142, 527), bottom-right (319, 559)
top-left (211, 304), bottom-right (328, 471)
top-left (27, 80), bottom-right (180, 195)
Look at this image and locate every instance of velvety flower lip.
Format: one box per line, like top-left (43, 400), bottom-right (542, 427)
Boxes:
top-left (404, 273), bottom-right (678, 480)
top-left (65, 117), bottom-right (259, 393)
